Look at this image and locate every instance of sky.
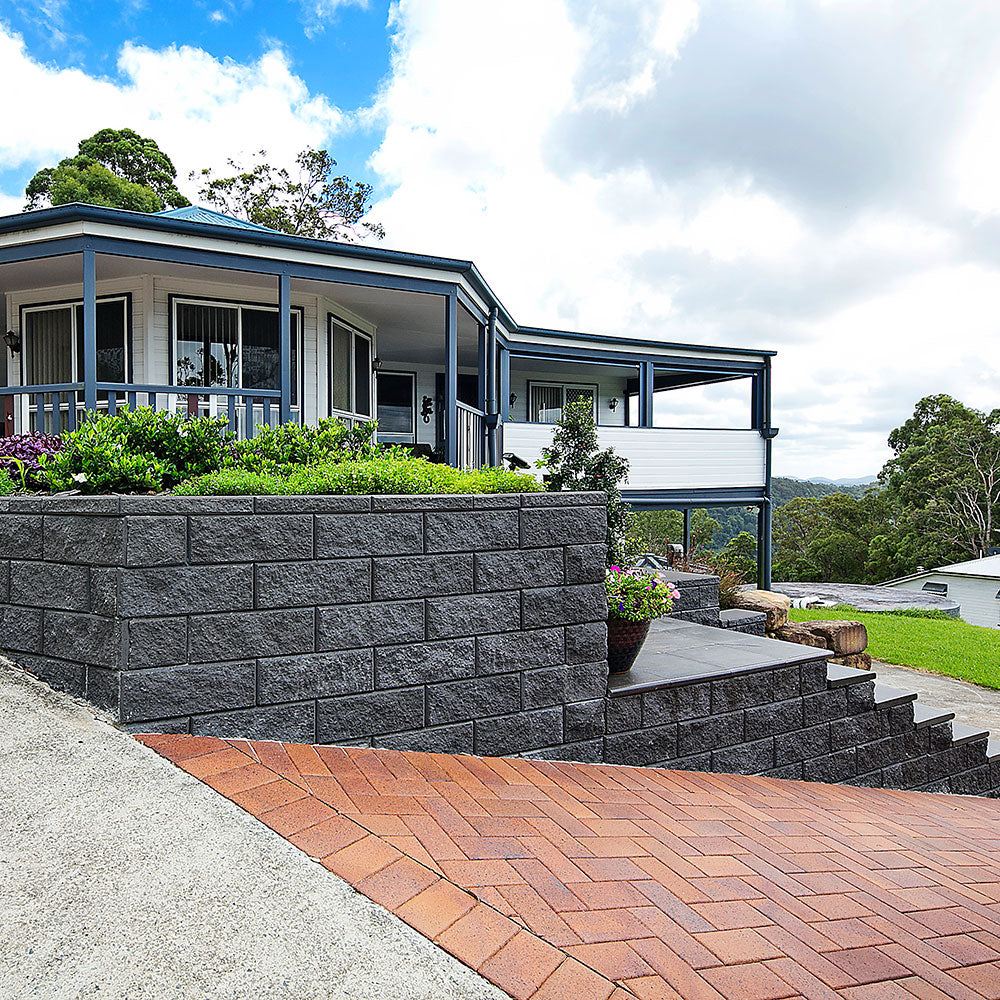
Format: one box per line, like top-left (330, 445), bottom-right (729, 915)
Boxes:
top-left (2, 0), bottom-right (999, 480)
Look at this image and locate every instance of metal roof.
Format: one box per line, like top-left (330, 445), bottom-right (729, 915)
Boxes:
top-left (157, 205), bottom-right (278, 232)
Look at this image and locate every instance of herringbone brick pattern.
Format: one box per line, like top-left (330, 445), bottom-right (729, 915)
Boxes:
top-left (138, 734), bottom-right (1000, 1000)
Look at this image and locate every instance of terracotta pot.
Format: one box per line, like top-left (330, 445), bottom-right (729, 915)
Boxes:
top-left (607, 616), bottom-right (651, 675)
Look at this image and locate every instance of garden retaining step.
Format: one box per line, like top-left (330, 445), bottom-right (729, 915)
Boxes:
top-left (912, 703), bottom-right (956, 729)
top-left (951, 720), bottom-right (991, 746)
top-left (826, 663), bottom-right (877, 687)
top-left (873, 683), bottom-right (919, 709)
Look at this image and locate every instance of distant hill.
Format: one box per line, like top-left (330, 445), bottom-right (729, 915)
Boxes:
top-left (806, 475), bottom-right (877, 487)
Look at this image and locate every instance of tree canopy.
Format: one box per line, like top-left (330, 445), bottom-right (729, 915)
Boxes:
top-left (25, 128), bottom-right (189, 212)
top-left (193, 148), bottom-right (384, 242)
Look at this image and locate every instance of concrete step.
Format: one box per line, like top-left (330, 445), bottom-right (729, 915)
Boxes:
top-left (950, 721), bottom-right (991, 747)
top-left (826, 663), bottom-right (877, 687)
top-left (912, 703), bottom-right (956, 729)
top-left (987, 737), bottom-right (1000, 762)
top-left (873, 684), bottom-right (919, 709)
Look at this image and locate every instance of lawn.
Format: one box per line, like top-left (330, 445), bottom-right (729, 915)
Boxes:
top-left (789, 606), bottom-right (1000, 690)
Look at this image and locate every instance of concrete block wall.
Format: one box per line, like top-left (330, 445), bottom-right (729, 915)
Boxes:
top-left (0, 492), bottom-right (609, 756)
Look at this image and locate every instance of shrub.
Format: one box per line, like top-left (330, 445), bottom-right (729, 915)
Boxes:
top-left (0, 432), bottom-right (62, 490)
top-left (228, 418), bottom-right (379, 473)
top-left (39, 408), bottom-right (232, 494)
top-left (606, 566), bottom-right (679, 622)
top-left (176, 453), bottom-right (543, 496)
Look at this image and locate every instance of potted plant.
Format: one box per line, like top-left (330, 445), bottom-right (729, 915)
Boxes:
top-left (605, 566), bottom-right (680, 674)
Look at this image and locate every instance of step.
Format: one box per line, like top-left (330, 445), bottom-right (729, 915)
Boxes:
top-left (911, 703), bottom-right (955, 729)
top-left (987, 737), bottom-right (1000, 762)
top-left (873, 684), bottom-right (919, 709)
top-left (826, 663), bottom-right (877, 688)
top-left (950, 721), bottom-right (991, 747)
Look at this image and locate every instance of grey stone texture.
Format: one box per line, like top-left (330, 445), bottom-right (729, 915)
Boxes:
top-left (3, 492), bottom-right (607, 755)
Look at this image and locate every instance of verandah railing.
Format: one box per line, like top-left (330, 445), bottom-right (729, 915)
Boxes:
top-left (0, 383), bottom-right (287, 440)
top-left (456, 401), bottom-right (485, 470)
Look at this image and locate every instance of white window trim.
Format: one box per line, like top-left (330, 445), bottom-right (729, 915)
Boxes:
top-left (375, 369), bottom-right (417, 444)
top-left (328, 313), bottom-right (374, 420)
top-left (526, 380), bottom-right (599, 423)
top-left (22, 296), bottom-right (130, 387)
top-left (171, 296), bottom-right (303, 407)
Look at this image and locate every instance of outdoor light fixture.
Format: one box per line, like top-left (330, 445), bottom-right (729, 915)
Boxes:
top-left (372, 356), bottom-right (383, 372)
top-left (4, 330), bottom-right (20, 357)
top-left (509, 392), bottom-right (517, 407)
top-left (608, 397), bottom-right (619, 412)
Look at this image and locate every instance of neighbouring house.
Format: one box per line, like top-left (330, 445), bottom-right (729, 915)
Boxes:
top-left (0, 202), bottom-right (777, 584)
top-left (883, 554), bottom-right (1000, 629)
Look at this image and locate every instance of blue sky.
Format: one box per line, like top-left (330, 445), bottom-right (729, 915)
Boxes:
top-left (3, 0), bottom-right (1000, 479)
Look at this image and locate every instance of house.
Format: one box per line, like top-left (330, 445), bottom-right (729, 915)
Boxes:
top-left (883, 555), bottom-right (1000, 628)
top-left (0, 202), bottom-right (778, 585)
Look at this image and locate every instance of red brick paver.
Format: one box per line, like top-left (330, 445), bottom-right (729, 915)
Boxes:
top-left (137, 734), bottom-right (1000, 1000)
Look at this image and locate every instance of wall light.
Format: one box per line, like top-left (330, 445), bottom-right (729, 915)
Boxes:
top-left (608, 397), bottom-right (619, 412)
top-left (509, 392), bottom-right (518, 407)
top-left (4, 330), bottom-right (20, 357)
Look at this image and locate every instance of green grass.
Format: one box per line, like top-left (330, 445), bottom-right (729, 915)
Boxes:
top-left (789, 605), bottom-right (1000, 690)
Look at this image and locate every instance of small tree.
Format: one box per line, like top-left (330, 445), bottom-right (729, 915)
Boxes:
top-left (194, 149), bottom-right (384, 242)
top-left (539, 398), bottom-right (631, 566)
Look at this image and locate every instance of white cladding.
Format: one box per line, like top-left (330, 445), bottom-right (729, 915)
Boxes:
top-left (503, 423), bottom-right (766, 491)
top-left (886, 574), bottom-right (1000, 629)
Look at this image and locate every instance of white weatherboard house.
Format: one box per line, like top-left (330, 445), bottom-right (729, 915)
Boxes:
top-left (884, 555), bottom-right (1000, 629)
top-left (0, 203), bottom-right (778, 584)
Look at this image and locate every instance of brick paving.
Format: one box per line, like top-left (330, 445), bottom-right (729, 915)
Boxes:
top-left (138, 734), bottom-right (1000, 1000)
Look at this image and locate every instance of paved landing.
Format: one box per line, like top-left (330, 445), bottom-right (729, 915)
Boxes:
top-left (141, 734), bottom-right (1000, 1000)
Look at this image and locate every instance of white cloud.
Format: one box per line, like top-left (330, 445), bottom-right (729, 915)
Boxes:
top-left (298, 0), bottom-right (369, 38)
top-left (0, 26), bottom-right (344, 193)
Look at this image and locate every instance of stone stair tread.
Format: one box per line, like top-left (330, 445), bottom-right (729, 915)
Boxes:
top-left (873, 683), bottom-right (919, 708)
top-left (911, 703), bottom-right (955, 729)
top-left (950, 721), bottom-right (991, 747)
top-left (826, 663), bottom-right (877, 687)
top-left (987, 737), bottom-right (1000, 761)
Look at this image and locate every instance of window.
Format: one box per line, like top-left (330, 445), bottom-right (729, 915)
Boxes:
top-left (23, 297), bottom-right (129, 386)
top-left (173, 298), bottom-right (301, 406)
top-left (527, 382), bottom-right (598, 423)
top-left (376, 372), bottom-right (416, 443)
top-left (328, 316), bottom-right (373, 417)
top-left (922, 582), bottom-right (948, 595)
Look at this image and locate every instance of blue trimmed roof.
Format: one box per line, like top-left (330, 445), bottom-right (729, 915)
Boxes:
top-left (157, 205), bottom-right (277, 233)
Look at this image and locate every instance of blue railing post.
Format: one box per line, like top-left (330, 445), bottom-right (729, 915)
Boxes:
top-left (82, 249), bottom-right (97, 415)
top-left (444, 290), bottom-right (458, 467)
top-left (278, 271), bottom-right (292, 425)
top-left (639, 360), bottom-right (654, 427)
top-left (485, 306), bottom-right (498, 465)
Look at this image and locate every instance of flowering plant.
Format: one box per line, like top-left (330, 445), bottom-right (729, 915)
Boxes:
top-left (606, 566), bottom-right (680, 623)
top-left (0, 433), bottom-right (62, 490)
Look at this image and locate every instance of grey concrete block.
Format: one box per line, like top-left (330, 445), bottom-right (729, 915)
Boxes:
top-left (671, 580), bottom-right (719, 613)
top-left (425, 510), bottom-right (519, 553)
top-left (317, 600), bottom-right (425, 650)
top-left (10, 561), bottom-right (90, 612)
top-left (887, 703), bottom-right (915, 734)
top-left (474, 548), bottom-right (563, 592)
top-left (522, 583), bottom-right (606, 628)
top-left (119, 565), bottom-right (253, 617)
top-left (376, 638), bottom-right (476, 688)
top-left (564, 544), bottom-right (606, 585)
top-left (89, 568), bottom-right (118, 617)
top-left (44, 610), bottom-right (120, 666)
top-left (950, 766), bottom-right (993, 796)
top-left (188, 608), bottom-right (314, 663)
top-left (565, 699), bottom-right (605, 742)
top-left (670, 609), bottom-right (721, 626)
top-left (427, 673), bottom-right (520, 726)
top-left (774, 724), bottom-right (831, 765)
top-left (520, 492), bottom-right (604, 506)
top-left (523, 661), bottom-right (607, 709)
top-left (804, 748), bottom-right (857, 783)
top-left (118, 660), bottom-right (256, 723)
top-left (316, 687), bottom-right (425, 742)
top-left (374, 554), bottom-right (472, 600)
top-left (472, 495), bottom-right (521, 509)
top-left (189, 515), bottom-right (313, 563)
top-left (258, 650), bottom-right (373, 703)
top-left (254, 495), bottom-right (371, 513)
top-left (765, 763), bottom-right (804, 781)
top-left (606, 693), bottom-right (641, 733)
top-left (526, 740), bottom-right (603, 764)
top-left (0, 561), bottom-right (7, 603)
top-left (125, 516), bottom-right (187, 567)
top-left (16, 654), bottom-right (86, 698)
top-left (799, 660), bottom-right (829, 694)
top-left (477, 628), bottom-right (564, 675)
top-left (847, 681), bottom-right (876, 713)
top-left (124, 717), bottom-right (190, 736)
top-left (642, 682), bottom-right (711, 725)
top-left (669, 753), bottom-right (712, 771)
top-left (256, 558), bottom-right (371, 608)
top-left (678, 711), bottom-right (743, 755)
top-left (712, 738), bottom-right (774, 775)
top-left (802, 688), bottom-right (849, 727)
top-left (125, 617), bottom-right (188, 669)
top-left (85, 666), bottom-right (120, 713)
top-left (604, 724), bottom-right (676, 766)
top-left (0, 604), bottom-right (44, 654)
top-left (315, 512), bottom-right (422, 557)
top-left (426, 592), bottom-right (520, 639)
top-left (565, 621), bottom-right (607, 665)
top-left (191, 702), bottom-right (316, 742)
top-left (711, 671), bottom-right (774, 713)
top-left (859, 735), bottom-right (907, 770)
top-left (773, 666), bottom-right (800, 700)
top-left (119, 496), bottom-right (254, 515)
top-left (520, 506), bottom-right (606, 548)
top-left (371, 495), bottom-right (475, 511)
top-left (375, 723), bottom-right (475, 754)
top-left (830, 712), bottom-right (880, 750)
top-left (744, 698), bottom-right (803, 740)
top-left (44, 514), bottom-right (124, 565)
top-left (473, 706), bottom-right (563, 756)
top-left (0, 515), bottom-right (42, 559)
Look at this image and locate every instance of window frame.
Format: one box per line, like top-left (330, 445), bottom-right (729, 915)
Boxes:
top-left (169, 293), bottom-right (304, 407)
top-left (526, 380), bottom-right (599, 424)
top-left (921, 582), bottom-right (948, 596)
top-left (327, 313), bottom-right (374, 419)
top-left (375, 369), bottom-right (417, 444)
top-left (20, 293), bottom-right (133, 387)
